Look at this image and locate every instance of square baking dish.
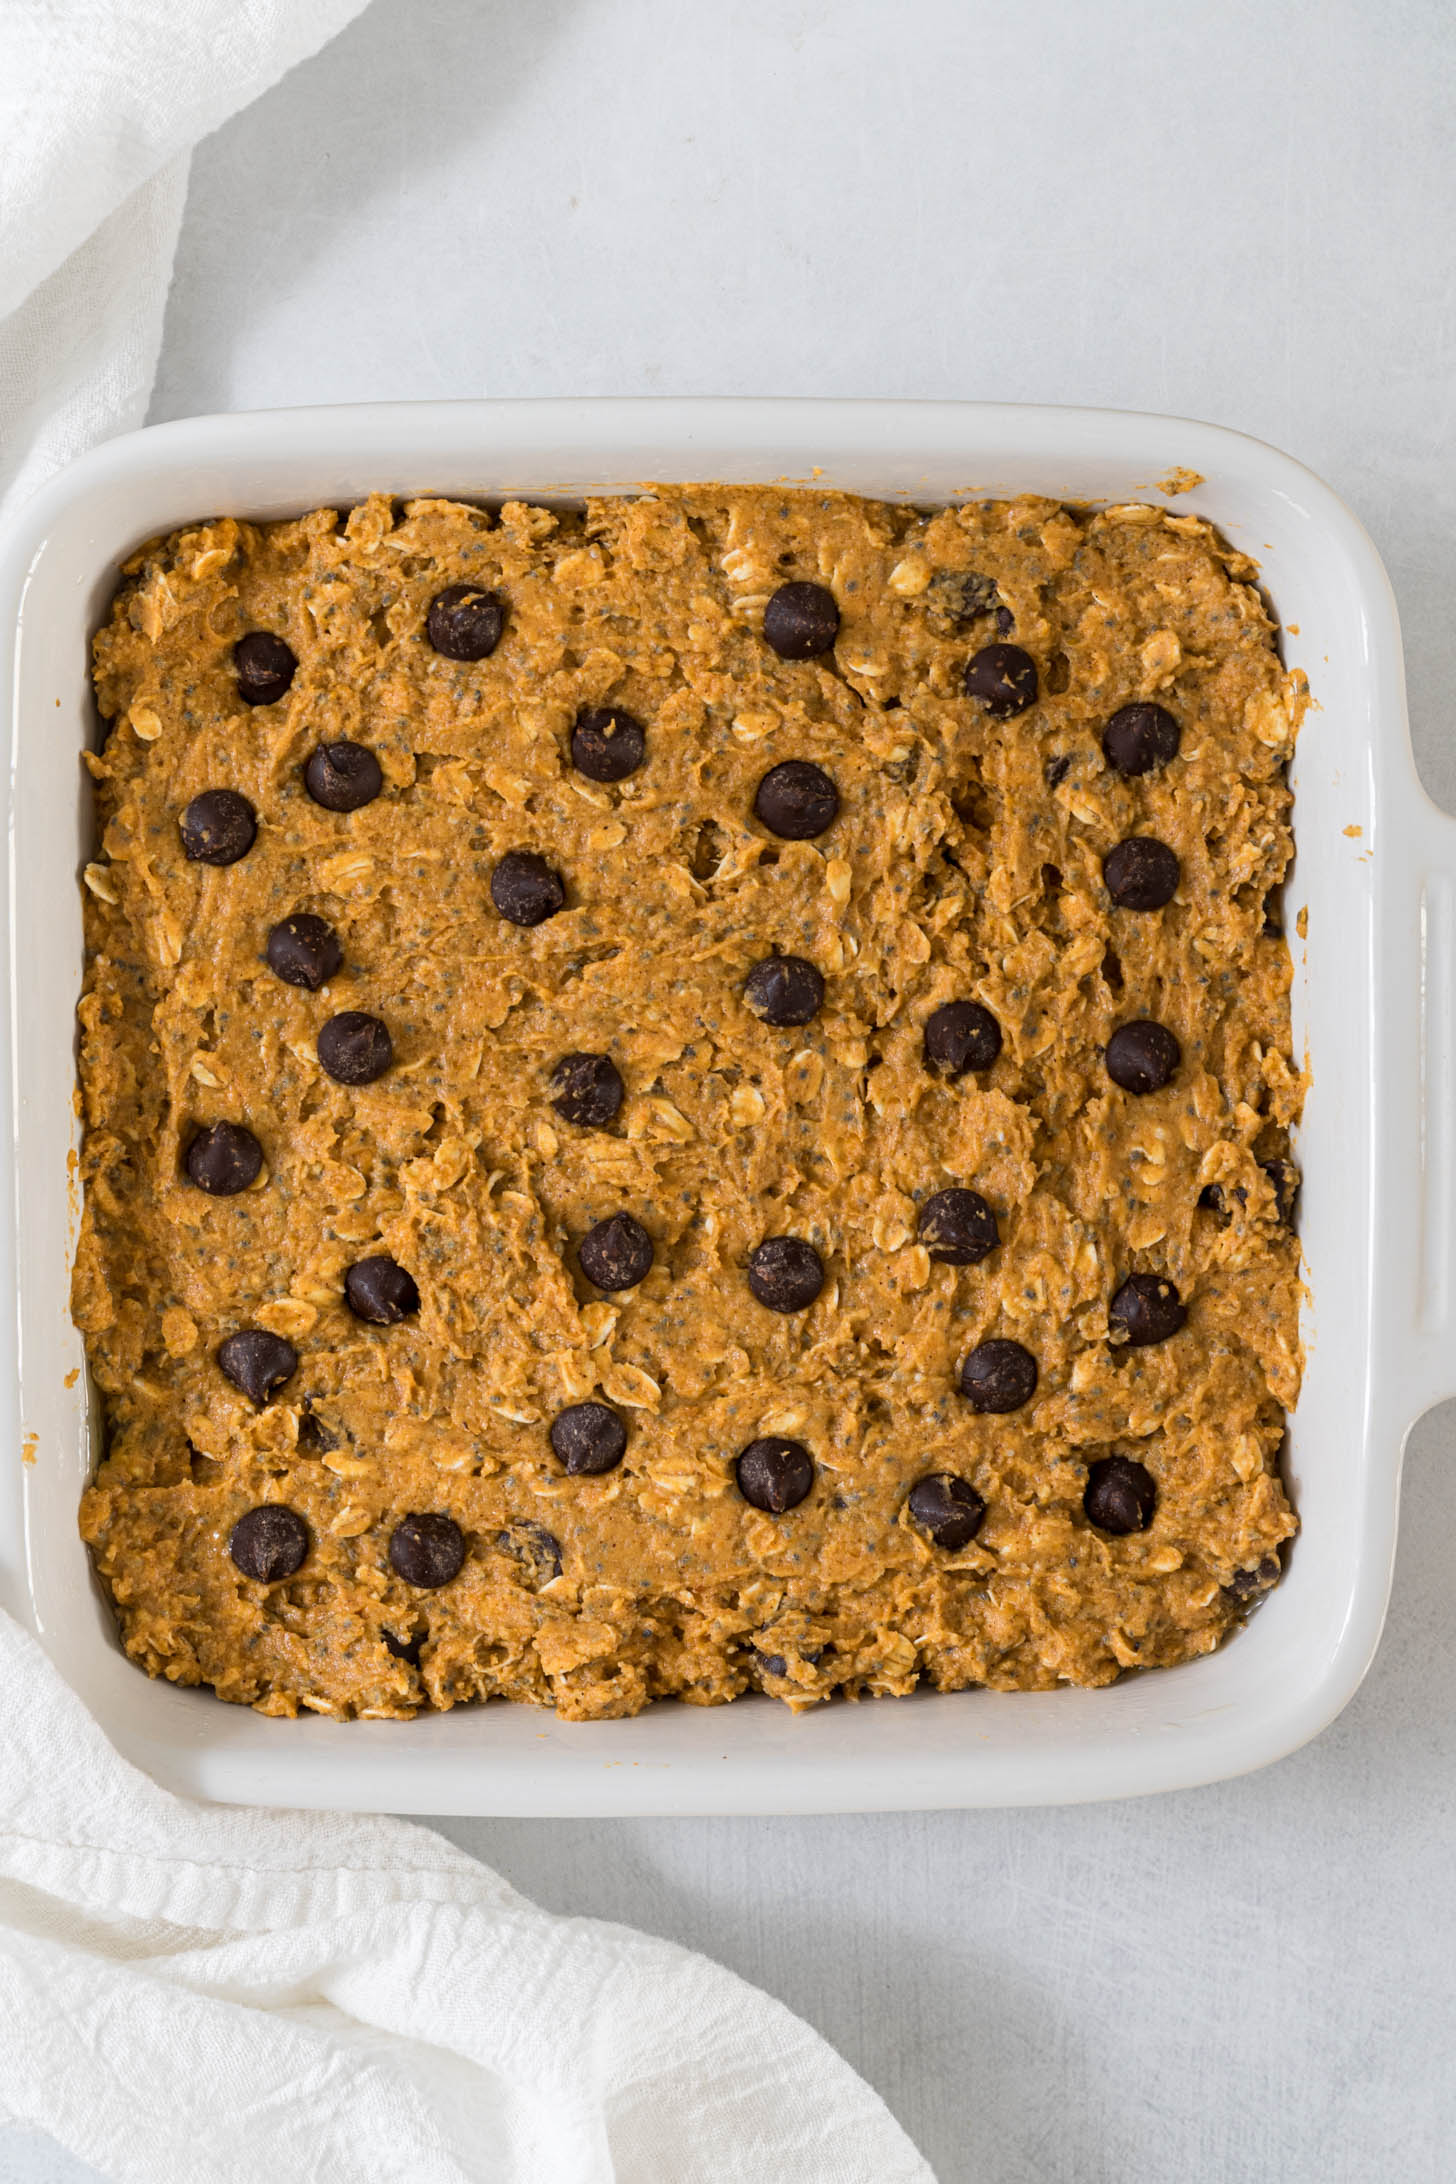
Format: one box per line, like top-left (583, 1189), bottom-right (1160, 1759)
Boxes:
top-left (2, 399), bottom-right (1451, 1815)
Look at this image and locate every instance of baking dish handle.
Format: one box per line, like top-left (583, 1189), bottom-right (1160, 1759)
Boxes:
top-left (1409, 801), bottom-right (1456, 1421)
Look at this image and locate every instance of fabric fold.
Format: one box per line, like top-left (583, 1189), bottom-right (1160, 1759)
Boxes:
top-left (0, 0), bottom-right (371, 516)
top-left (0, 1615), bottom-right (933, 2182)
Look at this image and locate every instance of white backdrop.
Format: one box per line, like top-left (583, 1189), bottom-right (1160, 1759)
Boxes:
top-left (7, 4), bottom-right (1455, 2179)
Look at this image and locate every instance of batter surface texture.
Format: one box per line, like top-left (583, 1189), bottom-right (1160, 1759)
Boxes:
top-left (75, 486), bottom-right (1304, 1720)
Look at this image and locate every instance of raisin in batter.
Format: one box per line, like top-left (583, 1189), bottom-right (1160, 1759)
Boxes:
top-left (75, 487), bottom-right (1304, 1720)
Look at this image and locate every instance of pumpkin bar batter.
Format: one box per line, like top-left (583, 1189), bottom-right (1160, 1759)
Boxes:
top-left (75, 486), bottom-right (1304, 1721)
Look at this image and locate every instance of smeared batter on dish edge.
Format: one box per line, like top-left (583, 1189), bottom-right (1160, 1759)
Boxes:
top-left (75, 487), bottom-right (1304, 1720)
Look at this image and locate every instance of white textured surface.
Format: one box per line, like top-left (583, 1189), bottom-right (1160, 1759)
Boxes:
top-left (8, 1), bottom-right (1456, 2177)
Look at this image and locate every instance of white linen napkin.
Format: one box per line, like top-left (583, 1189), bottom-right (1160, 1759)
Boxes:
top-left (0, 1615), bottom-right (931, 2184)
top-left (0, 0), bottom-right (370, 519)
top-left (0, 7), bottom-right (934, 2179)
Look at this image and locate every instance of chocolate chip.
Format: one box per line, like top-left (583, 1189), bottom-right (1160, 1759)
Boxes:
top-left (266, 913), bottom-right (342, 990)
top-left (744, 953), bottom-right (824, 1026)
top-left (344, 1255), bottom-right (420, 1323)
top-left (736, 1437), bottom-right (815, 1513)
top-left (234, 632), bottom-right (297, 707)
top-left (1261, 1159), bottom-right (1300, 1225)
top-left (217, 1330), bottom-right (298, 1407)
top-left (297, 1407), bottom-right (339, 1454)
top-left (550, 1401), bottom-right (628, 1475)
top-left (491, 850), bottom-right (566, 927)
top-left (1109, 1273), bottom-right (1186, 1347)
top-left (304, 741), bottom-right (383, 812)
top-left (1103, 702), bottom-right (1181, 776)
top-left (497, 1520), bottom-right (563, 1587)
top-left (1105, 1020), bottom-right (1181, 1094)
top-left (179, 790), bottom-right (256, 866)
top-left (550, 1052), bottom-right (624, 1128)
top-left (1083, 1455), bottom-right (1157, 1535)
top-left (571, 706), bottom-right (646, 782)
top-left (753, 1641), bottom-right (825, 1679)
top-left (389, 1512), bottom-right (465, 1588)
top-left (1228, 1554), bottom-right (1281, 1597)
top-left (907, 1474), bottom-right (986, 1550)
top-left (762, 582), bottom-right (840, 660)
top-left (579, 1212), bottom-right (653, 1291)
top-left (1044, 754), bottom-right (1072, 788)
top-left (1103, 837), bottom-right (1180, 910)
top-left (754, 760), bottom-right (840, 840)
top-left (917, 1187), bottom-right (999, 1265)
top-left (747, 1236), bottom-right (824, 1313)
top-left (1204, 1173), bottom-right (1283, 1223)
top-left (317, 1011), bottom-right (393, 1085)
top-left (995, 605), bottom-right (1016, 636)
top-left (229, 1504), bottom-right (308, 1581)
top-left (426, 584), bottom-right (505, 661)
top-left (185, 1122), bottom-right (262, 1196)
top-left (925, 570), bottom-right (1000, 631)
top-left (958, 1339), bottom-right (1037, 1414)
top-left (923, 999), bottom-right (1002, 1079)
top-left (964, 643), bottom-right (1038, 718)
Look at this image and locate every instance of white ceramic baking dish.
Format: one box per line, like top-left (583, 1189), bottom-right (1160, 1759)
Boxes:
top-left (1, 400), bottom-right (1451, 1815)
